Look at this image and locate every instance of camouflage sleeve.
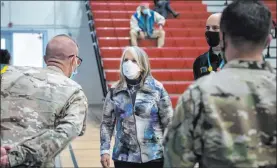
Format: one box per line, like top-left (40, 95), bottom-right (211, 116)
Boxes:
top-left (163, 86), bottom-right (203, 168)
top-left (100, 91), bottom-right (116, 156)
top-left (7, 89), bottom-right (88, 167)
top-left (158, 86), bottom-right (174, 131)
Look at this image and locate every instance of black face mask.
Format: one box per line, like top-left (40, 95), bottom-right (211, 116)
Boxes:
top-left (205, 31), bottom-right (220, 47)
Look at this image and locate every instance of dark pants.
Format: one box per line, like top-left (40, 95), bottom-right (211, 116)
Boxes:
top-left (114, 159), bottom-right (163, 168)
top-left (154, 1), bottom-right (176, 19)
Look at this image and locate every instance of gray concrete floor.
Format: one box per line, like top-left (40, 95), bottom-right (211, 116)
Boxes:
top-left (88, 104), bottom-right (104, 127)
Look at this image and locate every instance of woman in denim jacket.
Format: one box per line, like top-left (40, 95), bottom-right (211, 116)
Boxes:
top-left (100, 46), bottom-right (173, 168)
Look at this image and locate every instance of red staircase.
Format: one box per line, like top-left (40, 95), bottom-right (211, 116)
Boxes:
top-left (90, 0), bottom-right (276, 107)
top-left (264, 1), bottom-right (276, 22)
top-left (90, 1), bottom-right (209, 107)
top-left (264, 0), bottom-right (276, 22)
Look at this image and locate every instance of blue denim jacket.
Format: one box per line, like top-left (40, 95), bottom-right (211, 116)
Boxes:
top-left (134, 10), bottom-right (155, 37)
top-left (100, 76), bottom-right (173, 163)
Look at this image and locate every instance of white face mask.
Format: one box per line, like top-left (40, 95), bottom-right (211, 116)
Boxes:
top-left (142, 9), bottom-right (149, 15)
top-left (122, 60), bottom-right (140, 80)
top-left (70, 58), bottom-right (78, 79)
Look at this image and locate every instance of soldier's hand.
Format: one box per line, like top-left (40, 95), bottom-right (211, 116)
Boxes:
top-left (0, 147), bottom-right (7, 157)
top-left (100, 154), bottom-right (110, 168)
top-left (139, 31), bottom-right (146, 39)
top-left (0, 155), bottom-right (10, 168)
top-left (2, 146), bottom-right (11, 153)
top-left (159, 25), bottom-right (163, 30)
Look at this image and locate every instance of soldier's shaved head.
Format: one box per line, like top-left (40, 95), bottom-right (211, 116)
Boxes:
top-left (45, 34), bottom-right (78, 60)
top-left (44, 34), bottom-right (79, 77)
top-left (206, 13), bottom-right (222, 32)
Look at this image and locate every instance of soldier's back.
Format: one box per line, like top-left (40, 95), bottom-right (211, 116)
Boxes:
top-left (1, 65), bottom-right (84, 167)
top-left (196, 60), bottom-right (276, 168)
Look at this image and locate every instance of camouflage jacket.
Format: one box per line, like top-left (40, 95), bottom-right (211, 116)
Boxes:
top-left (100, 76), bottom-right (173, 163)
top-left (163, 60), bottom-right (276, 168)
top-left (1, 65), bottom-right (88, 167)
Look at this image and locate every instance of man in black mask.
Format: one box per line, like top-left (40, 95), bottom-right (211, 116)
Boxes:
top-left (193, 13), bottom-right (225, 80)
top-left (0, 49), bottom-right (11, 65)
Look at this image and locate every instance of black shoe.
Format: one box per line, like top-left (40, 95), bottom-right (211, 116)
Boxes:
top-left (173, 13), bottom-right (180, 18)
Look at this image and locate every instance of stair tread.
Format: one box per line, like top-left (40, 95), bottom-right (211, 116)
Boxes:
top-left (96, 27), bottom-right (204, 30)
top-left (102, 58), bottom-right (195, 60)
top-left (108, 81), bottom-right (192, 84)
top-left (93, 10), bottom-right (208, 13)
top-left (105, 69), bottom-right (193, 72)
top-left (95, 18), bottom-right (206, 21)
top-left (98, 37), bottom-right (205, 40)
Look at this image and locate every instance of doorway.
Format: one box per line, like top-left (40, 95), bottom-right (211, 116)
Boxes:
top-left (1, 30), bottom-right (47, 67)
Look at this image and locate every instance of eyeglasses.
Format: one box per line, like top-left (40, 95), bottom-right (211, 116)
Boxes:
top-left (69, 55), bottom-right (82, 67)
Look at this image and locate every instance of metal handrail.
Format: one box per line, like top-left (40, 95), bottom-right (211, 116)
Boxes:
top-left (85, 1), bottom-right (108, 98)
top-left (265, 20), bottom-right (277, 58)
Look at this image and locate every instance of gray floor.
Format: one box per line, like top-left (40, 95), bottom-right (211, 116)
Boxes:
top-left (87, 104), bottom-right (104, 127)
top-left (54, 104), bottom-right (103, 168)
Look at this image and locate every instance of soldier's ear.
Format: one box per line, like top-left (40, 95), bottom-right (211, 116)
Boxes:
top-left (43, 55), bottom-right (47, 64)
top-left (264, 34), bottom-right (272, 49)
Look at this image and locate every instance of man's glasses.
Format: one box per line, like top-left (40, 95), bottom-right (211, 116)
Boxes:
top-left (69, 55), bottom-right (82, 67)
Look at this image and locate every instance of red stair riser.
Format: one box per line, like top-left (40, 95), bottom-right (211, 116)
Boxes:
top-left (100, 48), bottom-right (208, 58)
top-left (98, 38), bottom-right (208, 47)
top-left (93, 11), bottom-right (210, 19)
top-left (95, 19), bottom-right (206, 28)
top-left (171, 97), bottom-right (178, 108)
top-left (105, 70), bottom-right (194, 81)
top-left (91, 3), bottom-right (207, 11)
top-left (103, 59), bottom-right (194, 69)
top-left (96, 29), bottom-right (205, 38)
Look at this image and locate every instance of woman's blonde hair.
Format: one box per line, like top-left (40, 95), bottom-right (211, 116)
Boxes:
top-left (115, 46), bottom-right (151, 89)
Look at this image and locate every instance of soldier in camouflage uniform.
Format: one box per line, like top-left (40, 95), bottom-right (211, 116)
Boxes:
top-left (163, 1), bottom-right (276, 168)
top-left (0, 34), bottom-right (88, 167)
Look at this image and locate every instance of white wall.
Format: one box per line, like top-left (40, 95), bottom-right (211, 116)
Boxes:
top-left (202, 0), bottom-right (229, 13)
top-left (1, 1), bottom-right (104, 104)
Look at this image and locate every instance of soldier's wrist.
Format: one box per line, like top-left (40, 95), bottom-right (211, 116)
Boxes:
top-left (8, 147), bottom-right (25, 167)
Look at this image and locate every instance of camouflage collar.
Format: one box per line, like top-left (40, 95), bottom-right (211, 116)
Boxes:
top-left (46, 66), bottom-right (64, 75)
top-left (224, 60), bottom-right (274, 71)
top-left (114, 76), bottom-right (154, 94)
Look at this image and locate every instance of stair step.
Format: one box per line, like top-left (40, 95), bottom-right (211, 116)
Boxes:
top-left (103, 58), bottom-right (195, 69)
top-left (98, 37), bottom-right (207, 47)
top-left (107, 81), bottom-right (192, 95)
top-left (207, 3), bottom-right (276, 16)
top-left (90, 2), bottom-right (207, 11)
top-left (105, 69), bottom-right (194, 81)
top-left (92, 10), bottom-right (210, 19)
top-left (94, 19), bottom-right (206, 28)
top-left (91, 1), bottom-right (202, 5)
top-left (100, 47), bottom-right (208, 58)
top-left (96, 28), bottom-right (206, 38)
top-left (170, 95), bottom-right (179, 108)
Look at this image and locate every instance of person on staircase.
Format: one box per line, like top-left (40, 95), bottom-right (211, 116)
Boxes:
top-left (153, 0), bottom-right (179, 19)
top-left (193, 13), bottom-right (225, 80)
top-left (130, 3), bottom-right (166, 48)
top-left (100, 46), bottom-right (173, 168)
